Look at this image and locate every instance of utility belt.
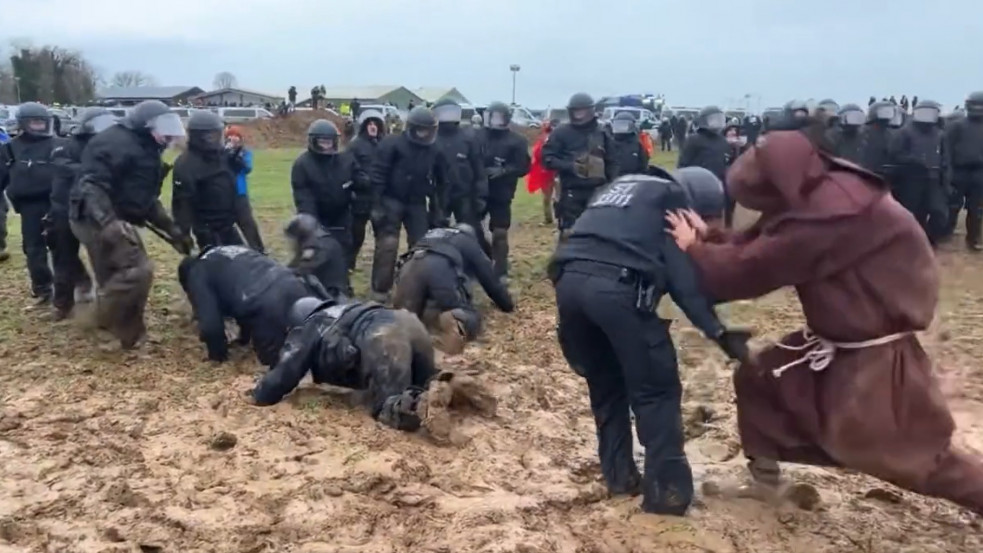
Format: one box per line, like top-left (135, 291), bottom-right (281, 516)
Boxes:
top-left (556, 259), bottom-right (658, 312)
top-left (396, 248), bottom-right (472, 303)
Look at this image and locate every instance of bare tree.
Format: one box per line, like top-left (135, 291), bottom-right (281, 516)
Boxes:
top-left (213, 71), bottom-right (237, 90)
top-left (111, 70), bottom-right (158, 88)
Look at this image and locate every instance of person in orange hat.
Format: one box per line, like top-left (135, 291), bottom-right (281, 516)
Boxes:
top-left (224, 125), bottom-right (265, 253)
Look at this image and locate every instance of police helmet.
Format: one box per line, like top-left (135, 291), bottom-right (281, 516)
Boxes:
top-left (15, 102), bottom-right (52, 137)
top-left (284, 213), bottom-right (321, 241)
top-left (454, 222), bottom-right (476, 238)
top-left (912, 99), bottom-right (941, 125)
top-left (610, 111), bottom-right (637, 135)
top-left (76, 107), bottom-right (117, 136)
top-left (867, 101), bottom-right (896, 124)
top-left (125, 100), bottom-right (186, 143)
top-left (965, 91), bottom-right (983, 117)
top-left (186, 110), bottom-right (225, 151)
top-left (470, 113), bottom-right (483, 126)
top-left (432, 97), bottom-right (463, 124)
top-left (817, 98), bottom-right (839, 114)
top-left (287, 296), bottom-right (326, 328)
top-left (697, 105), bottom-right (726, 132)
top-left (566, 92), bottom-right (596, 126)
top-left (307, 119), bottom-right (339, 155)
top-left (837, 104), bottom-right (865, 127)
top-left (485, 101), bottom-right (512, 129)
top-left (672, 166), bottom-right (725, 220)
top-left (405, 106), bottom-right (438, 145)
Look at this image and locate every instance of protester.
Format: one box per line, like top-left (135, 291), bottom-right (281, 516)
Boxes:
top-left (225, 125), bottom-right (265, 253)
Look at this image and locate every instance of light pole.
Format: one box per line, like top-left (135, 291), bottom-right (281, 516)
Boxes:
top-left (509, 64), bottom-right (520, 105)
top-left (14, 77), bottom-right (21, 104)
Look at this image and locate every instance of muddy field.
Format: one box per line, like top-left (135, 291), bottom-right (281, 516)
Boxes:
top-left (1, 149), bottom-right (981, 553)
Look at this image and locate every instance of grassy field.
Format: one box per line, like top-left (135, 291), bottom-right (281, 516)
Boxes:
top-left (0, 147), bottom-right (981, 553)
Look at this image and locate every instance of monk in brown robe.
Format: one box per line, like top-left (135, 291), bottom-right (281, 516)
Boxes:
top-left (666, 129), bottom-right (983, 515)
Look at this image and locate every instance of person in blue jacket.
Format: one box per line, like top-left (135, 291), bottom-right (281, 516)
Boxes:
top-left (225, 125), bottom-right (265, 253)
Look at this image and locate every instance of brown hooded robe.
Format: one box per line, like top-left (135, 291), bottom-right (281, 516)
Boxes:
top-left (687, 131), bottom-right (983, 514)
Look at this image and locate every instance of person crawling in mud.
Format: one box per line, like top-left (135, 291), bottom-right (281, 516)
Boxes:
top-left (391, 224), bottom-right (514, 354)
top-left (178, 245), bottom-right (327, 365)
top-left (283, 213), bottom-right (352, 299)
top-left (666, 124), bottom-right (983, 515)
top-left (248, 296), bottom-right (437, 432)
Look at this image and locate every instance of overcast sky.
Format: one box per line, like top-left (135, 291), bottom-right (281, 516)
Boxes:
top-left (7, 0), bottom-right (983, 111)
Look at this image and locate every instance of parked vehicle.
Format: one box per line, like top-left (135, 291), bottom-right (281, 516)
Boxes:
top-left (599, 106), bottom-right (658, 131)
top-left (212, 106), bottom-right (274, 123)
top-left (510, 105), bottom-right (540, 128)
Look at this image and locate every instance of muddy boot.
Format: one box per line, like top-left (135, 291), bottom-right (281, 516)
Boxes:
top-left (370, 234), bottom-right (399, 299)
top-left (491, 228), bottom-right (510, 280)
top-left (75, 279), bottom-right (94, 304)
top-left (542, 193), bottom-right (553, 225)
top-left (433, 311), bottom-right (467, 355)
top-left (0, 249), bottom-right (9, 263)
top-left (29, 289), bottom-right (53, 310)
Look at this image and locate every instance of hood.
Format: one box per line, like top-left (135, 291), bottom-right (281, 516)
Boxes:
top-left (726, 131), bottom-right (887, 221)
top-left (357, 109), bottom-right (386, 137)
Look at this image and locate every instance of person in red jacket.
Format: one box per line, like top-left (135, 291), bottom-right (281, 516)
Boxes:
top-left (527, 119), bottom-right (558, 225)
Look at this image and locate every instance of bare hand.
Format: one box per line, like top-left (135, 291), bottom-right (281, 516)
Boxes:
top-left (665, 210), bottom-right (698, 252)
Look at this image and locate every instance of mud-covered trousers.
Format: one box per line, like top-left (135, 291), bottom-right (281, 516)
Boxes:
top-left (234, 195), bottom-right (265, 253)
top-left (71, 217), bottom-right (153, 349)
top-left (947, 168), bottom-right (983, 246)
top-left (448, 194), bottom-right (492, 256)
top-left (0, 192), bottom-right (8, 251)
top-left (16, 199), bottom-right (54, 298)
top-left (46, 214), bottom-right (93, 314)
top-left (553, 260), bottom-right (692, 516)
top-left (391, 253), bottom-right (482, 339)
top-left (370, 197), bottom-right (430, 295)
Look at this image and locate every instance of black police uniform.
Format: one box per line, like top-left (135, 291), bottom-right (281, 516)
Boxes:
top-left (252, 300), bottom-right (437, 432)
top-left (172, 141), bottom-right (243, 250)
top-left (946, 116), bottom-right (983, 246)
top-left (287, 224), bottom-right (351, 299)
top-left (346, 112), bottom-right (386, 268)
top-left (70, 120), bottom-right (185, 348)
top-left (178, 245), bottom-right (322, 364)
top-left (392, 227), bottom-right (514, 340)
top-left (290, 147), bottom-right (360, 252)
top-left (49, 135), bottom-right (95, 314)
top-left (436, 122), bottom-right (487, 235)
top-left (541, 120), bottom-right (619, 234)
top-left (0, 132), bottom-right (60, 299)
top-left (479, 126), bottom-right (531, 277)
top-left (830, 126), bottom-right (865, 164)
top-left (677, 129), bottom-right (729, 184)
top-left (742, 116), bottom-right (762, 147)
top-left (860, 123), bottom-right (895, 181)
top-left (612, 132), bottom-right (650, 177)
top-left (658, 119), bottom-right (674, 151)
top-left (369, 132), bottom-right (452, 296)
top-left (890, 122), bottom-right (949, 242)
top-left (550, 173), bottom-right (734, 516)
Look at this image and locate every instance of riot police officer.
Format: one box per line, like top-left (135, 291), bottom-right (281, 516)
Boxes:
top-left (816, 98), bottom-right (840, 129)
top-left (830, 104), bottom-right (866, 163)
top-left (0, 102), bottom-right (60, 304)
top-left (70, 99), bottom-right (190, 349)
top-left (347, 109), bottom-right (386, 269)
top-left (478, 101), bottom-right (530, 281)
top-left (860, 101), bottom-right (897, 181)
top-left (946, 91), bottom-right (983, 249)
top-left (890, 99), bottom-right (948, 243)
top-left (172, 110), bottom-right (243, 250)
top-left (284, 213), bottom-right (351, 298)
top-left (550, 166), bottom-right (750, 516)
top-left (433, 98), bottom-right (488, 253)
top-left (677, 106), bottom-right (729, 187)
top-left (48, 107), bottom-right (115, 318)
top-left (369, 106), bottom-right (453, 301)
top-left (610, 111), bottom-right (650, 177)
top-left (291, 119), bottom-right (360, 259)
top-left (542, 92), bottom-right (619, 239)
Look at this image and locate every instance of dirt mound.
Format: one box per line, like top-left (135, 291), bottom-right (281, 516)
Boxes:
top-left (240, 111), bottom-right (348, 149)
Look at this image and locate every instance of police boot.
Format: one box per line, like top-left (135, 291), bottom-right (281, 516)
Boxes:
top-left (640, 456), bottom-right (694, 516)
top-left (370, 234), bottom-right (399, 299)
top-left (491, 228), bottom-right (510, 280)
top-left (0, 249), bottom-right (9, 263)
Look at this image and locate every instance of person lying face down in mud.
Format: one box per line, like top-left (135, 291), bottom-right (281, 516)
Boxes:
top-left (666, 124), bottom-right (983, 516)
top-left (248, 296), bottom-right (438, 432)
top-left (178, 245), bottom-right (328, 364)
top-left (391, 224), bottom-right (514, 354)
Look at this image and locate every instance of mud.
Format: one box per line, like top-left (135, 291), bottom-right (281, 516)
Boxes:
top-left (0, 207), bottom-right (981, 553)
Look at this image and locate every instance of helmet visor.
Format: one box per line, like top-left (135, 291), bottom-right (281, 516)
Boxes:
top-left (912, 106), bottom-right (940, 124)
top-left (410, 125), bottom-right (437, 145)
top-left (611, 119), bottom-right (634, 134)
top-left (705, 112), bottom-right (726, 130)
top-left (487, 111), bottom-right (509, 129)
top-left (842, 111), bottom-right (865, 126)
top-left (875, 105), bottom-right (895, 120)
top-left (433, 104), bottom-right (462, 123)
top-left (314, 136), bottom-right (338, 154)
top-left (569, 107), bottom-right (593, 124)
top-left (24, 117), bottom-right (52, 135)
top-left (87, 113), bottom-right (117, 134)
top-left (147, 112), bottom-right (186, 138)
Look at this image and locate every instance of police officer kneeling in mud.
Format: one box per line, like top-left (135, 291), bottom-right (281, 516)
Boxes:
top-left (391, 224), bottom-right (514, 354)
top-left (178, 245), bottom-right (329, 365)
top-left (549, 166), bottom-right (751, 516)
top-left (172, 110), bottom-right (244, 250)
top-left (248, 296), bottom-right (438, 432)
top-left (284, 213), bottom-right (352, 299)
top-left (70, 100), bottom-right (191, 349)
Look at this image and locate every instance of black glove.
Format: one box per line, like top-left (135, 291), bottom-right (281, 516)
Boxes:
top-left (377, 386), bottom-right (425, 431)
top-left (474, 196), bottom-right (487, 217)
top-left (171, 227), bottom-right (194, 255)
top-left (714, 328), bottom-right (753, 364)
top-left (486, 166), bottom-right (507, 180)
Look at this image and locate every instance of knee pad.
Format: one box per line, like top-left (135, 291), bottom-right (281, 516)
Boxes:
top-left (491, 228), bottom-right (509, 241)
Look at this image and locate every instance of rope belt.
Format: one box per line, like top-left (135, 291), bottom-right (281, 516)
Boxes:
top-left (772, 327), bottom-right (913, 378)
